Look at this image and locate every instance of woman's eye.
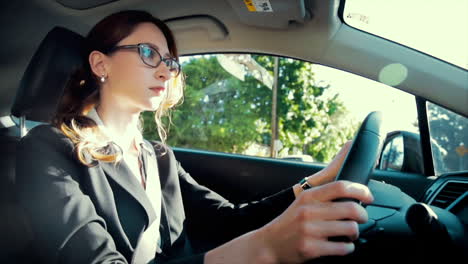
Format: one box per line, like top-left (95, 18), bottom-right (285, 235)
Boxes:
top-left (142, 47), bottom-right (154, 58)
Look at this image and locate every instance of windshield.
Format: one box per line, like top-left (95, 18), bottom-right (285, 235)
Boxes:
top-left (343, 0), bottom-right (468, 70)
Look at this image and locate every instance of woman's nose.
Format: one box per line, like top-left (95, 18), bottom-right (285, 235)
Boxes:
top-left (155, 61), bottom-right (171, 81)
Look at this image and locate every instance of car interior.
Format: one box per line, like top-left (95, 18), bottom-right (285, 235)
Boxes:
top-left (1, 0), bottom-right (467, 263)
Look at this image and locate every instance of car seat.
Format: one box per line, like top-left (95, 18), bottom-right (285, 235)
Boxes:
top-left (0, 26), bottom-right (84, 263)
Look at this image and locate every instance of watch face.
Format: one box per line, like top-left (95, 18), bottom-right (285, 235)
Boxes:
top-left (300, 178), bottom-right (312, 190)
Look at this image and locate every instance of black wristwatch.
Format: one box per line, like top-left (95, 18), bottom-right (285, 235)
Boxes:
top-left (299, 177), bottom-right (313, 191)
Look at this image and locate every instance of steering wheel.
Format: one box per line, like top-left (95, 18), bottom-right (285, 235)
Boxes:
top-left (324, 111), bottom-right (384, 244)
top-left (334, 111), bottom-right (385, 191)
top-left (311, 111), bottom-right (468, 263)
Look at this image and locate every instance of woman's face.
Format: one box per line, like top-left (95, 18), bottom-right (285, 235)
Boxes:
top-left (102, 22), bottom-right (172, 113)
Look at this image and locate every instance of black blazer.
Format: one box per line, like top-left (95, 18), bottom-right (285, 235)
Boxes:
top-left (16, 125), bottom-right (295, 264)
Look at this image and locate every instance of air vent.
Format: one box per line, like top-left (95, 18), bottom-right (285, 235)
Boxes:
top-left (430, 181), bottom-right (468, 209)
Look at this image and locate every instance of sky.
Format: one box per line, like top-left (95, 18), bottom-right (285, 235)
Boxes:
top-left (344, 0), bottom-right (468, 69)
top-left (312, 64), bottom-right (419, 133)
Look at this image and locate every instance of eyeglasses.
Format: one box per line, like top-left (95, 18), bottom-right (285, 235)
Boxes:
top-left (108, 43), bottom-right (181, 77)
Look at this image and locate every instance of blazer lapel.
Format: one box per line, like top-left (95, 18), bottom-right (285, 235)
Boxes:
top-left (99, 160), bottom-right (157, 227)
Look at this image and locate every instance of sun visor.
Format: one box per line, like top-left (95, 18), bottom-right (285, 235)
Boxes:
top-left (55, 0), bottom-right (118, 10)
top-left (226, 0), bottom-right (312, 29)
top-left (165, 15), bottom-right (229, 41)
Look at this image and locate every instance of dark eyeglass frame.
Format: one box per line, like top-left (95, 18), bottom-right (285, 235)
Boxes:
top-left (107, 43), bottom-right (181, 76)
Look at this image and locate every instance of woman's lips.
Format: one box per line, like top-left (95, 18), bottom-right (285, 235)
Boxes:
top-left (149, 86), bottom-right (165, 95)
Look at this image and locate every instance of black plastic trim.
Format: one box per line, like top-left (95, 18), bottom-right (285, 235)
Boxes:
top-left (416, 96), bottom-right (435, 176)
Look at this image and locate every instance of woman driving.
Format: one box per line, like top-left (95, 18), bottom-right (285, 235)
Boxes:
top-left (16, 10), bottom-right (373, 264)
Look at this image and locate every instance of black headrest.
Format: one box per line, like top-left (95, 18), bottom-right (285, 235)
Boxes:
top-left (11, 27), bottom-right (85, 122)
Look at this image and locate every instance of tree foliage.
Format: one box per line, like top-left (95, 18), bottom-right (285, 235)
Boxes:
top-left (143, 54), bottom-right (358, 163)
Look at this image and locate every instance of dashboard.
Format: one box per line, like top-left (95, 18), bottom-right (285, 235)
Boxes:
top-left (423, 172), bottom-right (468, 225)
top-left (353, 173), bottom-right (468, 261)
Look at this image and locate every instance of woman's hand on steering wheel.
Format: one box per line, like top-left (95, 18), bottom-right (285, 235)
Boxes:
top-left (257, 181), bottom-right (374, 263)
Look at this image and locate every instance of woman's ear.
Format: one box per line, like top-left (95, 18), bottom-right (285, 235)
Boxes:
top-left (89, 51), bottom-right (109, 78)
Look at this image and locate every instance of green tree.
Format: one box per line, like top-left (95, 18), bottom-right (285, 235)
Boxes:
top-left (143, 54), bottom-right (358, 163)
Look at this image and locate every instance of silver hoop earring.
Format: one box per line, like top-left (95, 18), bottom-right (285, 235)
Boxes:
top-left (100, 75), bottom-right (107, 83)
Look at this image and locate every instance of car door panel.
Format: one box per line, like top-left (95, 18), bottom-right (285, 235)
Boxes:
top-left (173, 148), bottom-right (432, 203)
top-left (173, 147), bottom-right (323, 203)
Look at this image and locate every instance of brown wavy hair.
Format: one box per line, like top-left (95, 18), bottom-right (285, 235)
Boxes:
top-left (53, 10), bottom-right (184, 166)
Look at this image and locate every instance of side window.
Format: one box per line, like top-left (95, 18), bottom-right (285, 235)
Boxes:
top-left (427, 102), bottom-right (468, 175)
top-left (143, 54), bottom-right (418, 164)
